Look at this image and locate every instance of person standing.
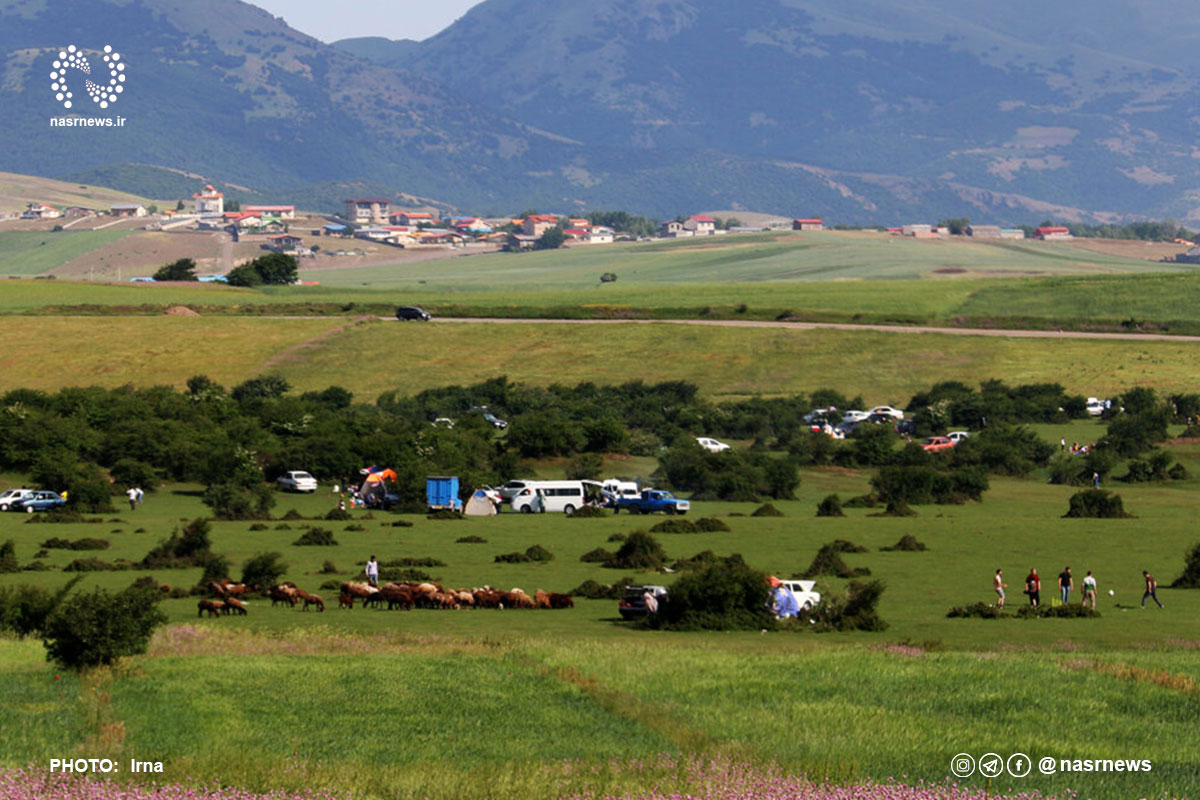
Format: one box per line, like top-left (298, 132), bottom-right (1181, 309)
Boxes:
top-left (1082, 571), bottom-right (1097, 610)
top-left (1025, 568), bottom-right (1040, 607)
top-left (993, 569), bottom-right (1007, 608)
top-left (126, 486), bottom-right (138, 511)
top-left (365, 555), bottom-right (379, 588)
top-left (135, 486), bottom-right (144, 505)
top-left (1058, 566), bottom-right (1073, 605)
top-left (1142, 571), bottom-right (1164, 608)
top-left (1060, 437), bottom-right (1066, 452)
top-left (642, 589), bottom-right (658, 615)
top-left (1092, 472), bottom-right (1101, 489)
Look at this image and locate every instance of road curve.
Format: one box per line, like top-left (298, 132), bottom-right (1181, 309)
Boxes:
top-left (420, 317), bottom-right (1200, 343)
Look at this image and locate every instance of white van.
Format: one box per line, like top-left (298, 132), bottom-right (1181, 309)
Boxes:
top-left (510, 480), bottom-right (601, 514)
top-left (601, 479), bottom-right (639, 498)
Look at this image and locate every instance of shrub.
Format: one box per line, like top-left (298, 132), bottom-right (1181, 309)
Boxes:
top-left (524, 544), bottom-right (554, 562)
top-left (801, 543), bottom-right (870, 578)
top-left (1170, 542), bottom-right (1200, 588)
top-left (872, 465), bottom-right (987, 505)
top-left (568, 505), bottom-right (608, 518)
top-left (650, 519), bottom-right (698, 534)
top-left (319, 579), bottom-right (341, 591)
top-left (140, 518), bottom-right (212, 568)
top-left (1047, 455), bottom-right (1088, 486)
top-left (494, 552), bottom-right (531, 563)
top-left (388, 520), bottom-right (414, 528)
top-left (63, 557), bottom-right (129, 572)
top-left (324, 508), bottom-right (353, 521)
top-left (43, 581), bottom-right (167, 670)
top-left (293, 527), bottom-right (338, 546)
top-left (580, 547), bottom-right (615, 563)
top-left (203, 483), bottom-right (275, 520)
top-left (24, 509), bottom-right (89, 524)
top-left (274, 523), bottom-right (292, 530)
top-left (870, 500), bottom-right (917, 517)
top-left (830, 539), bottom-right (869, 553)
top-left (881, 534), bottom-right (928, 552)
top-left (455, 535), bottom-right (487, 543)
top-left (672, 549), bottom-right (723, 571)
top-left (693, 517), bottom-right (731, 532)
top-left (426, 510), bottom-right (464, 520)
top-left (947, 602), bottom-right (1005, 619)
top-left (1119, 450), bottom-right (1173, 483)
top-left (282, 509), bottom-right (306, 521)
top-left (751, 503), bottom-right (784, 517)
top-left (569, 579), bottom-right (633, 600)
top-left (607, 532), bottom-right (627, 542)
top-left (198, 555), bottom-right (230, 585)
top-left (565, 452), bottom-right (603, 480)
top-left (1063, 489), bottom-right (1133, 519)
top-left (381, 557), bottom-right (446, 567)
top-left (604, 531), bottom-right (667, 570)
top-left (248, 523), bottom-right (269, 531)
top-left (816, 494), bottom-right (845, 517)
top-left (378, 567), bottom-right (432, 582)
top-left (1169, 463), bottom-right (1190, 480)
top-left (108, 458), bottom-right (158, 493)
top-left (241, 552), bottom-right (287, 588)
top-left (153, 258), bottom-right (198, 282)
top-left (344, 523), bottom-right (367, 532)
top-left (22, 561), bottom-right (51, 571)
top-left (645, 557), bottom-right (774, 631)
top-left (842, 494), bottom-right (877, 508)
top-left (0, 577), bottom-right (80, 637)
top-left (0, 540), bottom-right (18, 573)
top-left (810, 580), bottom-right (888, 632)
top-left (1015, 604), bottom-right (1100, 619)
top-left (319, 560), bottom-right (340, 574)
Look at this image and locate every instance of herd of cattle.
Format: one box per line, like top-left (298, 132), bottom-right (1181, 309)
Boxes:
top-left (197, 578), bottom-right (574, 617)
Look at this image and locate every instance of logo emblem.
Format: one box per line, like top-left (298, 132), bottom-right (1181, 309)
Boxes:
top-left (50, 44), bottom-right (126, 110)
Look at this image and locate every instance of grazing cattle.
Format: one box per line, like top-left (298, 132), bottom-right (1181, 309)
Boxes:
top-left (208, 581), bottom-right (228, 598)
top-left (341, 582), bottom-right (379, 607)
top-left (223, 597), bottom-right (248, 616)
top-left (548, 593), bottom-right (574, 609)
top-left (504, 589), bottom-right (534, 609)
top-left (270, 585), bottom-right (298, 607)
top-left (222, 582), bottom-right (249, 598)
top-left (197, 599), bottom-right (225, 618)
top-left (303, 593), bottom-right (325, 612)
top-left (473, 589), bottom-right (504, 609)
top-left (338, 593), bottom-right (354, 609)
top-left (454, 590), bottom-right (474, 607)
top-left (534, 590), bottom-right (551, 609)
top-left (380, 585), bottom-right (414, 610)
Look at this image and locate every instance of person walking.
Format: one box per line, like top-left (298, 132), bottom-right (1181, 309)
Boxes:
top-left (1060, 437), bottom-right (1066, 452)
top-left (126, 486), bottom-right (138, 511)
top-left (1082, 570), bottom-right (1097, 610)
top-left (1025, 568), bottom-right (1040, 607)
top-left (993, 569), bottom-right (1007, 608)
top-left (1142, 571), bottom-right (1164, 608)
top-left (365, 555), bottom-right (379, 588)
top-left (1092, 471), bottom-right (1101, 489)
top-left (1058, 566), bottom-right (1073, 605)
top-left (135, 486), bottom-right (144, 505)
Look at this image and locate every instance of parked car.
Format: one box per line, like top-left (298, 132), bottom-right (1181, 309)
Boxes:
top-left (12, 490), bottom-right (67, 513)
top-left (865, 412), bottom-right (895, 425)
top-left (947, 431), bottom-right (970, 444)
top-left (835, 420), bottom-right (860, 436)
top-left (498, 480), bottom-right (532, 502)
top-left (776, 579), bottom-right (822, 613)
top-left (477, 485), bottom-right (503, 509)
top-left (869, 405), bottom-right (905, 420)
top-left (895, 419), bottom-right (915, 436)
top-left (618, 585), bottom-right (668, 619)
top-left (1086, 397), bottom-right (1106, 416)
top-left (841, 410), bottom-right (871, 423)
top-left (432, 417), bottom-right (455, 428)
top-left (614, 489), bottom-right (690, 515)
top-left (469, 406), bottom-right (509, 429)
top-left (395, 305), bottom-right (431, 321)
top-left (0, 488), bottom-right (36, 512)
top-left (276, 471), bottom-right (318, 493)
top-left (803, 407), bottom-right (838, 424)
top-left (920, 436), bottom-right (955, 453)
top-left (695, 437), bottom-right (731, 453)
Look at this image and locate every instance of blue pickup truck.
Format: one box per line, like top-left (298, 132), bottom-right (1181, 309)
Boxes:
top-left (613, 489), bottom-right (690, 515)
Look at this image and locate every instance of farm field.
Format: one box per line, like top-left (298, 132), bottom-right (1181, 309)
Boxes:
top-left (1, 443), bottom-right (1199, 799)
top-left (0, 230), bottom-right (134, 277)
top-left (0, 316), bottom-right (1197, 401)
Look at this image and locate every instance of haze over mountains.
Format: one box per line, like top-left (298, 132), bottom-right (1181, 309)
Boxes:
top-left (3, 0), bottom-right (1200, 222)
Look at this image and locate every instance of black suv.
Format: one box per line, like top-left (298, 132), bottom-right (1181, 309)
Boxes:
top-left (618, 585), bottom-right (668, 619)
top-left (395, 306), bottom-right (431, 321)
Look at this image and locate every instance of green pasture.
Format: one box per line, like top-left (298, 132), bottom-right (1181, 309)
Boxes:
top-left (0, 230), bottom-right (132, 277)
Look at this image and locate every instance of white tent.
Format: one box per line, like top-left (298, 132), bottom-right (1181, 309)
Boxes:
top-left (463, 489), bottom-right (497, 516)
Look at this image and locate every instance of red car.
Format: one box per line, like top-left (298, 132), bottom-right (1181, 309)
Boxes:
top-left (920, 436), bottom-right (955, 453)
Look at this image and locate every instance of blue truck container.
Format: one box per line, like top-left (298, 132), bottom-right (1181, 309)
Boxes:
top-left (426, 476), bottom-right (462, 512)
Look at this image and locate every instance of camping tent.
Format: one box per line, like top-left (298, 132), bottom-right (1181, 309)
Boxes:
top-left (464, 489), bottom-right (498, 516)
top-left (358, 466), bottom-right (398, 504)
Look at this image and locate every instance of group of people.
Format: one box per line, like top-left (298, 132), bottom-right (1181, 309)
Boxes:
top-left (124, 486), bottom-right (144, 511)
top-left (1060, 438), bottom-right (1097, 457)
top-left (994, 567), bottom-right (1164, 609)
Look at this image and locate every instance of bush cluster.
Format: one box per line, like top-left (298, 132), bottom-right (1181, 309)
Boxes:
top-left (39, 537), bottom-right (110, 551)
top-left (644, 556), bottom-right (774, 631)
top-left (1063, 490), bottom-right (1133, 519)
top-left (292, 527), bottom-right (338, 546)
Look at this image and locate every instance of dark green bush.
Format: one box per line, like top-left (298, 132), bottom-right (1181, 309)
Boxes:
top-left (816, 494), bottom-right (845, 517)
top-left (140, 518), bottom-right (213, 568)
top-left (0, 540), bottom-right (18, 573)
top-left (0, 577), bottom-right (80, 637)
top-left (1119, 451), bottom-right (1173, 483)
top-left (645, 557), bottom-right (773, 631)
top-left (388, 520), bottom-right (415, 528)
top-left (241, 552), bottom-right (287, 588)
top-left (426, 510), bottom-right (464, 521)
top-left (650, 519), bottom-right (698, 534)
top-left (947, 602), bottom-right (1005, 619)
top-left (198, 555), bottom-right (230, 585)
top-left (63, 557), bottom-right (130, 572)
top-left (293, 527), bottom-right (338, 546)
top-left (1170, 542), bottom-right (1200, 588)
top-left (378, 567), bottom-right (432, 582)
top-left (39, 537), bottom-right (110, 551)
top-left (607, 532), bottom-right (627, 542)
top-left (603, 531), bottom-right (667, 570)
top-left (881, 534), bottom-right (928, 552)
top-left (842, 494), bottom-right (878, 508)
top-left (580, 547), bottom-right (615, 563)
top-left (248, 523), bottom-right (269, 531)
top-left (567, 505), bottom-right (607, 518)
top-left (455, 535), bottom-right (487, 543)
top-left (751, 503), bottom-right (784, 517)
top-left (524, 544), bottom-right (554, 562)
top-left (319, 560), bottom-right (340, 574)
top-left (569, 578), bottom-right (634, 600)
top-left (343, 523), bottom-right (367, 532)
top-left (1169, 463), bottom-right (1190, 480)
top-left (282, 509), bottom-right (306, 521)
top-left (1063, 490), bottom-right (1133, 519)
top-left (494, 552), bottom-right (531, 563)
top-left (203, 483), bottom-right (275, 520)
top-left (693, 517), bottom-right (731, 532)
top-left (43, 581), bottom-right (167, 670)
top-left (381, 557), bottom-right (446, 567)
top-left (324, 508), bottom-right (353, 521)
top-left (801, 543), bottom-right (870, 578)
top-left (830, 539), bottom-right (869, 553)
top-left (811, 580), bottom-right (888, 632)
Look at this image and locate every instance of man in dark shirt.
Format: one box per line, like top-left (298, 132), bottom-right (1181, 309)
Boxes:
top-left (1025, 569), bottom-right (1040, 607)
top-left (1058, 567), bottom-right (1073, 605)
top-left (1142, 571), bottom-right (1163, 608)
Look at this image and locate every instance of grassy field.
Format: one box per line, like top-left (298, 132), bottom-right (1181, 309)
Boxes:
top-left (0, 171), bottom-right (155, 214)
top-left (0, 231), bottom-right (133, 277)
top-left (1, 431), bottom-right (1199, 798)
top-left (2, 316), bottom-right (1196, 401)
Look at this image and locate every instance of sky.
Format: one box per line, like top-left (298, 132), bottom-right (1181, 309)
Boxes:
top-left (249, 0), bottom-right (481, 42)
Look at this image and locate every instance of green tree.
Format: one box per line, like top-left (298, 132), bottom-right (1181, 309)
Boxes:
top-left (937, 217), bottom-right (970, 235)
top-left (534, 225), bottom-right (565, 250)
top-left (152, 258), bottom-right (198, 282)
top-left (241, 552), bottom-right (287, 588)
top-left (43, 581), bottom-right (167, 670)
top-left (224, 263), bottom-right (262, 287)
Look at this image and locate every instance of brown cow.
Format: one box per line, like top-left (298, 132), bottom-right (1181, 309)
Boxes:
top-left (534, 590), bottom-right (552, 609)
top-left (208, 581), bottom-right (229, 598)
top-left (338, 593), bottom-right (354, 609)
top-left (504, 589), bottom-right (534, 609)
top-left (222, 582), bottom-right (249, 598)
top-left (473, 589), bottom-right (504, 609)
top-left (380, 585), bottom-right (414, 610)
top-left (223, 597), bottom-right (248, 616)
top-left (197, 599), bottom-right (225, 618)
top-left (270, 585), bottom-right (298, 607)
top-left (303, 593), bottom-right (325, 612)
top-left (548, 593), bottom-right (574, 609)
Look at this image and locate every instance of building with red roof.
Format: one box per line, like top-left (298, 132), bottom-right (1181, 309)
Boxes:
top-left (793, 218), bottom-right (824, 231)
top-left (1034, 226), bottom-right (1072, 241)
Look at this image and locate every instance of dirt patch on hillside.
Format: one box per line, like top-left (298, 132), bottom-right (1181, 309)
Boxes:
top-left (163, 305), bottom-right (200, 317)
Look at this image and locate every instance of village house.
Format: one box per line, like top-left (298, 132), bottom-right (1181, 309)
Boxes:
top-left (966, 225), bottom-right (1002, 238)
top-left (389, 211), bottom-right (436, 227)
top-left (62, 206), bottom-right (96, 218)
top-left (901, 223), bottom-right (936, 238)
top-left (587, 226), bottom-right (615, 244)
top-left (507, 233), bottom-right (540, 251)
top-left (1175, 247), bottom-right (1200, 265)
top-left (322, 224), bottom-right (351, 238)
top-left (263, 234), bottom-right (303, 252)
top-left (1034, 225), bottom-right (1072, 241)
top-left (793, 218), bottom-right (824, 231)
top-left (22, 202), bottom-right (61, 219)
top-left (1000, 228), bottom-right (1026, 240)
top-left (346, 198), bottom-right (390, 225)
top-left (522, 214), bottom-right (559, 237)
top-left (193, 185), bottom-right (224, 215)
top-left (110, 203), bottom-right (148, 217)
top-left (245, 205), bottom-right (295, 220)
top-left (660, 220), bottom-right (692, 238)
top-left (683, 215), bottom-right (717, 235)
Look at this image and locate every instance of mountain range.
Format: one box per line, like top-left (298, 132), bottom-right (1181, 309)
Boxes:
top-left (2, 0), bottom-right (1199, 222)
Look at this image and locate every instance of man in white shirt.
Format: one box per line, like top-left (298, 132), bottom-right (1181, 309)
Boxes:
top-left (365, 555), bottom-right (379, 587)
top-left (125, 487), bottom-right (138, 511)
top-left (1082, 570), bottom-right (1097, 610)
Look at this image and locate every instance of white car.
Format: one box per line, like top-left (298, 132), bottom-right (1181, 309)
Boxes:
top-left (947, 431), bottom-right (970, 444)
top-left (696, 437), bottom-right (731, 453)
top-left (1086, 397), bottom-right (1106, 416)
top-left (276, 471), bottom-right (318, 493)
top-left (803, 407), bottom-right (838, 424)
top-left (841, 410), bottom-right (871, 423)
top-left (869, 405), bottom-right (905, 420)
top-left (0, 489), bottom-right (35, 512)
top-left (776, 579), bottom-right (822, 614)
